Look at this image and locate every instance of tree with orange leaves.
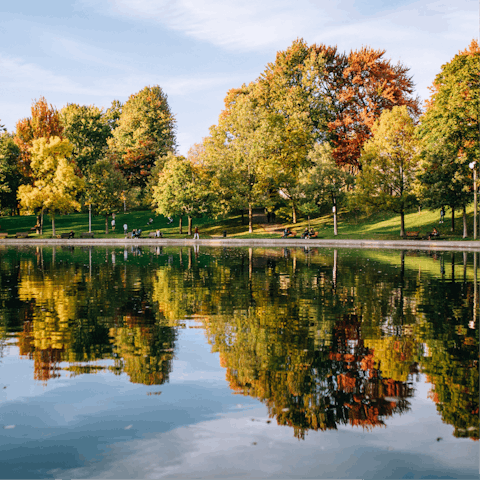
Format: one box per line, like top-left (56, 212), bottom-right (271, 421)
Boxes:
top-left (14, 97), bottom-right (63, 177)
top-left (312, 44), bottom-right (420, 170)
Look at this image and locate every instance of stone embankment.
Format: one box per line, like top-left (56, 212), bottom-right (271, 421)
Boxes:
top-left (2, 237), bottom-right (480, 252)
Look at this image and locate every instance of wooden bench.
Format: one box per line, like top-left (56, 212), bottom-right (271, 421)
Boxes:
top-left (15, 232), bottom-right (30, 239)
top-left (405, 231), bottom-right (420, 239)
top-left (80, 232), bottom-right (94, 238)
top-left (0, 233), bottom-right (8, 239)
top-left (59, 232), bottom-right (75, 239)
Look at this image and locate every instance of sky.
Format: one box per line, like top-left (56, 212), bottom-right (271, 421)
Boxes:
top-left (0, 0), bottom-right (478, 155)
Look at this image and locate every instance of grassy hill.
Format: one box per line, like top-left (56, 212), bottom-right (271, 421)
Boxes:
top-left (0, 204), bottom-right (477, 241)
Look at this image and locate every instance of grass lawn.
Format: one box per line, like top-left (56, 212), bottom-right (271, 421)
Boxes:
top-left (0, 205), bottom-right (477, 241)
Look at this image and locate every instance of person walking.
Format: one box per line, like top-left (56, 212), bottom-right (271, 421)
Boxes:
top-left (440, 207), bottom-right (445, 224)
top-left (123, 223), bottom-right (128, 235)
top-left (193, 226), bottom-right (199, 240)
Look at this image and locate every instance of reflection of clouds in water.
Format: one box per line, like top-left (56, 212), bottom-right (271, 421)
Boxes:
top-left (50, 405), bottom-right (478, 479)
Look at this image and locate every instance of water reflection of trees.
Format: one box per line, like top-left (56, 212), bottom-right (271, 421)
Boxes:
top-left (12, 247), bottom-right (177, 386)
top-left (1, 246), bottom-right (477, 440)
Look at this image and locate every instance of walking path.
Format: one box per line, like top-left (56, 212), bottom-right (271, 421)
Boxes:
top-left (2, 237), bottom-right (480, 252)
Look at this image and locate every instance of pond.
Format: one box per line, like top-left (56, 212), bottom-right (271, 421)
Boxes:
top-left (0, 245), bottom-right (478, 479)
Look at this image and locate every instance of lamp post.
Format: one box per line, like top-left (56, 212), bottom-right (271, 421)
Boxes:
top-left (469, 162), bottom-right (477, 239)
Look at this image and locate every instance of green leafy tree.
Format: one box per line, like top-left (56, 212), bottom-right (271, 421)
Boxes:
top-left (299, 143), bottom-right (353, 235)
top-left (416, 145), bottom-right (471, 236)
top-left (416, 40), bottom-right (479, 235)
top-left (0, 132), bottom-right (23, 214)
top-left (60, 104), bottom-right (112, 174)
top-left (17, 137), bottom-right (84, 236)
top-left (151, 153), bottom-right (208, 234)
top-left (109, 86), bottom-right (176, 188)
top-left (204, 84), bottom-right (272, 232)
top-left (356, 106), bottom-right (419, 237)
top-left (87, 159), bottom-right (128, 234)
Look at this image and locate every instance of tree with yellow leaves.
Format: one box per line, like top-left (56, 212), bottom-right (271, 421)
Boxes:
top-left (17, 137), bottom-right (84, 236)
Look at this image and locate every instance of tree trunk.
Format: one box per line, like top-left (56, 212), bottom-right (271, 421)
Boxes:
top-left (451, 206), bottom-right (455, 232)
top-left (179, 216), bottom-right (183, 234)
top-left (400, 210), bottom-right (405, 237)
top-left (248, 204), bottom-right (253, 233)
top-left (463, 205), bottom-right (468, 238)
top-left (188, 216), bottom-right (192, 235)
top-left (40, 208), bottom-right (44, 235)
top-left (51, 214), bottom-right (56, 237)
top-left (333, 199), bottom-right (338, 236)
top-left (292, 202), bottom-right (297, 224)
top-left (105, 215), bottom-right (109, 234)
top-left (241, 210), bottom-right (245, 225)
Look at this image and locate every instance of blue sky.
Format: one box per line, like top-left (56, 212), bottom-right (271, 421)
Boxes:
top-left (0, 0), bottom-right (477, 155)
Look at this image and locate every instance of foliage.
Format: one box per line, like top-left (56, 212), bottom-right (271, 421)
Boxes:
top-left (356, 106), bottom-right (419, 236)
top-left (109, 85), bottom-right (176, 188)
top-left (0, 132), bottom-right (23, 213)
top-left (17, 137), bottom-right (84, 235)
top-left (87, 159), bottom-right (128, 233)
top-left (417, 40), bottom-right (479, 167)
top-left (204, 83), bottom-right (272, 231)
top-left (60, 104), bottom-right (112, 174)
top-left (14, 97), bottom-right (64, 176)
top-left (299, 142), bottom-right (354, 216)
top-left (312, 44), bottom-right (420, 169)
top-left (151, 153), bottom-right (209, 233)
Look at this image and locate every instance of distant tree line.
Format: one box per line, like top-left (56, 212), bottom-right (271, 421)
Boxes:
top-left (0, 39), bottom-right (478, 236)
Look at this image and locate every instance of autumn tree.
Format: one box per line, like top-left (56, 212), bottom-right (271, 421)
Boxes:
top-left (60, 104), bottom-right (112, 174)
top-left (356, 106), bottom-right (419, 237)
top-left (416, 40), bottom-right (479, 234)
top-left (311, 44), bottom-right (420, 170)
top-left (87, 159), bottom-right (128, 234)
top-left (17, 137), bottom-right (84, 236)
top-left (14, 97), bottom-right (64, 176)
top-left (151, 153), bottom-right (209, 234)
top-left (108, 86), bottom-right (176, 189)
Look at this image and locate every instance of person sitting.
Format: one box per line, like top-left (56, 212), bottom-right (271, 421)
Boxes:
top-left (135, 228), bottom-right (142, 238)
top-left (282, 228), bottom-right (290, 238)
top-left (131, 228), bottom-right (137, 238)
top-left (148, 218), bottom-right (153, 225)
top-left (301, 227), bottom-right (310, 239)
top-left (309, 228), bottom-right (317, 238)
top-left (155, 229), bottom-right (163, 238)
top-left (69, 230), bottom-right (75, 239)
top-left (428, 227), bottom-right (440, 240)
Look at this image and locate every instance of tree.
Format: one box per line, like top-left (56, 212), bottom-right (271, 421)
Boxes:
top-left (416, 145), bottom-right (471, 236)
top-left (109, 86), bottom-right (176, 188)
top-left (299, 143), bottom-right (353, 235)
top-left (256, 39), bottom-right (329, 223)
top-left (151, 153), bottom-right (208, 234)
top-left (14, 97), bottom-right (64, 176)
top-left (204, 84), bottom-right (273, 232)
top-left (17, 137), bottom-right (84, 236)
top-left (417, 40), bottom-right (479, 235)
top-left (311, 44), bottom-right (420, 170)
top-left (60, 104), bottom-right (112, 174)
top-left (0, 132), bottom-right (23, 214)
top-left (356, 106), bottom-right (419, 237)
top-left (87, 159), bottom-right (128, 234)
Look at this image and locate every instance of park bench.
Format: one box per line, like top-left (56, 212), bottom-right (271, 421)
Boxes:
top-left (15, 232), bottom-right (30, 239)
top-left (0, 233), bottom-right (8, 239)
top-left (59, 232), bottom-right (75, 239)
top-left (148, 231), bottom-right (164, 238)
top-left (80, 232), bottom-right (94, 238)
top-left (405, 231), bottom-right (420, 239)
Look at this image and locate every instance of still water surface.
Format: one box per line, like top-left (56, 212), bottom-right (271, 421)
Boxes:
top-left (0, 245), bottom-right (478, 479)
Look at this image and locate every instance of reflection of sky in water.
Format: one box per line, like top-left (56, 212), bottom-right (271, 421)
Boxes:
top-left (0, 327), bottom-right (478, 479)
